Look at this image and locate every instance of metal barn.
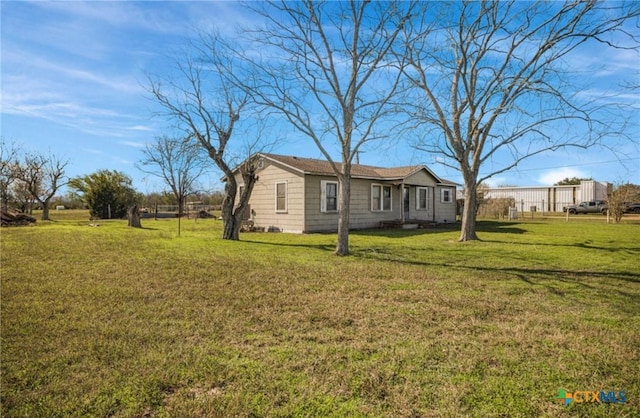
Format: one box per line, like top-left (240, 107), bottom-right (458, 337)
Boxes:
top-left (458, 180), bottom-right (610, 213)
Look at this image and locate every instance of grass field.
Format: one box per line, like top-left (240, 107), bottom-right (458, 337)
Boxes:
top-left (1, 211), bottom-right (639, 417)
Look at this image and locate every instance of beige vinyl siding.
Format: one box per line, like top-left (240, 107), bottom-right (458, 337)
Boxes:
top-left (237, 162), bottom-right (305, 233)
top-left (408, 186), bottom-right (434, 222)
top-left (350, 178), bottom-right (402, 229)
top-left (404, 170), bottom-right (438, 187)
top-left (235, 157), bottom-right (457, 232)
top-left (304, 175), bottom-right (338, 232)
top-left (399, 171), bottom-right (440, 222)
top-left (304, 176), bottom-right (403, 232)
top-left (433, 186), bottom-right (457, 223)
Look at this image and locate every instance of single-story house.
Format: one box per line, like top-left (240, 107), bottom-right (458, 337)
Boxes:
top-left (230, 153), bottom-right (457, 233)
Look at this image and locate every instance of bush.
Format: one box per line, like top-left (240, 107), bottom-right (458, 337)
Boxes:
top-left (68, 170), bottom-right (138, 219)
top-left (477, 197), bottom-right (515, 219)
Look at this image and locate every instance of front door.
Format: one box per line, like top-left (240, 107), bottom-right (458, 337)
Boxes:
top-left (403, 186), bottom-right (410, 222)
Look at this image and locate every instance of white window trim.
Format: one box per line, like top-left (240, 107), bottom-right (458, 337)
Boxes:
top-left (441, 188), bottom-right (453, 203)
top-left (416, 187), bottom-right (429, 210)
top-left (275, 181), bottom-right (288, 213)
top-left (371, 183), bottom-right (392, 212)
top-left (320, 180), bottom-right (339, 213)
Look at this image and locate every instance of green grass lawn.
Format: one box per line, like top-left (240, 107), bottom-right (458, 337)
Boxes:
top-left (2, 211), bottom-right (639, 417)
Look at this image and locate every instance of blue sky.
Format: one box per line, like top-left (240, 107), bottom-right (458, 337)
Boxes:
top-left (1, 1), bottom-right (639, 193)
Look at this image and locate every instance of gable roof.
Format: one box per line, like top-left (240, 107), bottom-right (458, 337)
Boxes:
top-left (259, 153), bottom-right (455, 185)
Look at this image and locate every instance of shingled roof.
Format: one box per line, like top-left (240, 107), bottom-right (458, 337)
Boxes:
top-left (260, 153), bottom-right (455, 184)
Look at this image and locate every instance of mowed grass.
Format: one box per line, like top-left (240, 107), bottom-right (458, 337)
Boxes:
top-left (1, 211), bottom-right (639, 417)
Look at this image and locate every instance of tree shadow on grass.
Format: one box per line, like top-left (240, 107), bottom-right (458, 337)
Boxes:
top-left (352, 251), bottom-right (640, 313)
top-left (240, 238), bottom-right (336, 253)
top-left (352, 221), bottom-right (528, 238)
top-left (481, 238), bottom-right (640, 253)
top-left (475, 221), bottom-right (529, 234)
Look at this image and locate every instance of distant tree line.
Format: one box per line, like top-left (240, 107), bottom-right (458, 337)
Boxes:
top-left (554, 177), bottom-right (594, 186)
top-left (1, 138), bottom-right (224, 221)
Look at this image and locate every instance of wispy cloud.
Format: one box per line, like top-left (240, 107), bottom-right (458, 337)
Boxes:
top-left (24, 1), bottom-right (193, 36)
top-left (3, 48), bottom-right (143, 94)
top-left (125, 125), bottom-right (155, 132)
top-left (119, 141), bottom-right (145, 148)
top-left (1, 50), bottom-right (151, 138)
top-left (537, 167), bottom-right (589, 185)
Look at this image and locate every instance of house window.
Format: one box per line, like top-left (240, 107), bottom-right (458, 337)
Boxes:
top-left (441, 188), bottom-right (452, 203)
top-left (416, 187), bottom-right (428, 210)
top-left (372, 184), bottom-right (392, 211)
top-left (276, 181), bottom-right (287, 213)
top-left (321, 180), bottom-right (338, 213)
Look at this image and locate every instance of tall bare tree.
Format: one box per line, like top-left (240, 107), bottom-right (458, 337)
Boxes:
top-left (137, 135), bottom-right (207, 217)
top-left (0, 138), bottom-right (20, 212)
top-left (246, 1), bottom-right (417, 255)
top-left (149, 31), bottom-right (262, 240)
top-left (402, 1), bottom-right (639, 241)
top-left (15, 151), bottom-right (68, 221)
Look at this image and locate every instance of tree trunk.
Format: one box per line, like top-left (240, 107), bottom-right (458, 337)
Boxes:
top-left (220, 159), bottom-right (258, 241)
top-left (220, 178), bottom-right (242, 240)
top-left (41, 203), bottom-right (50, 221)
top-left (222, 214), bottom-right (240, 240)
top-left (178, 197), bottom-right (184, 218)
top-left (335, 173), bottom-right (351, 256)
top-left (127, 205), bottom-right (142, 228)
top-left (459, 181), bottom-right (479, 241)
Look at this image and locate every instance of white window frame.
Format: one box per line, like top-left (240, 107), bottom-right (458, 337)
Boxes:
top-left (371, 184), bottom-right (392, 212)
top-left (441, 188), bottom-right (453, 203)
top-left (416, 187), bottom-right (429, 210)
top-left (320, 180), bottom-right (339, 213)
top-left (275, 181), bottom-right (288, 213)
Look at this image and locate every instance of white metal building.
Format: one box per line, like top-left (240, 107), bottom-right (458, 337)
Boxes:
top-left (457, 180), bottom-right (610, 213)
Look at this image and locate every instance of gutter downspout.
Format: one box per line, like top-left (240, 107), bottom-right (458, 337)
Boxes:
top-left (401, 182), bottom-right (405, 224)
top-left (432, 186), bottom-right (436, 222)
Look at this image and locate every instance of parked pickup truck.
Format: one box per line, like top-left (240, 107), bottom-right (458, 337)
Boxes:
top-left (563, 200), bottom-right (608, 215)
top-left (624, 203), bottom-right (640, 214)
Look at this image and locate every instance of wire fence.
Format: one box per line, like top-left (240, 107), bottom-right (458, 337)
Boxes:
top-left (142, 204), bottom-right (221, 218)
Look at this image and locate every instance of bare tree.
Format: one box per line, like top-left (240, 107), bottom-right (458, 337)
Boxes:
top-left (137, 135), bottom-right (207, 217)
top-left (0, 138), bottom-right (20, 212)
top-left (12, 181), bottom-right (35, 214)
top-left (607, 183), bottom-right (640, 223)
top-left (246, 1), bottom-right (416, 255)
top-left (402, 1), bottom-right (639, 241)
top-left (148, 31), bottom-right (261, 240)
top-left (15, 151), bottom-right (68, 221)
